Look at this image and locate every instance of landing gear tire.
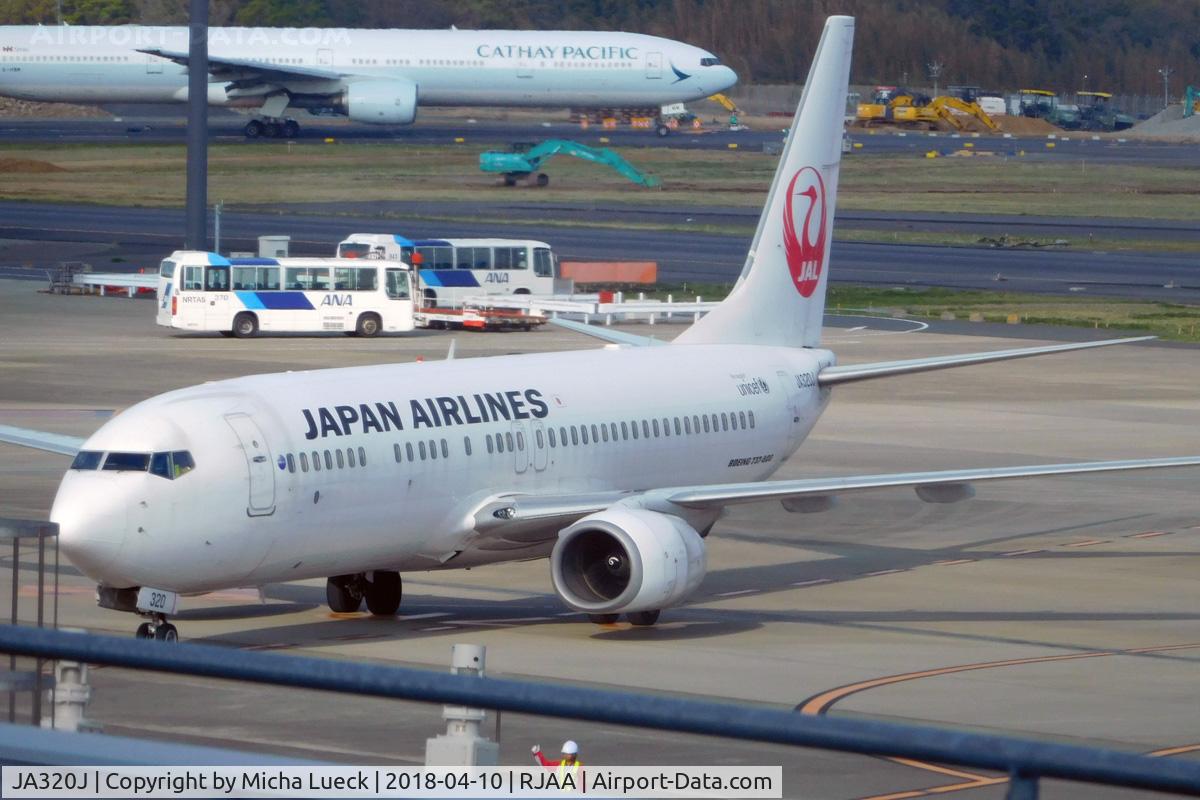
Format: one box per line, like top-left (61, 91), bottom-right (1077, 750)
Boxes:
top-left (281, 119), bottom-right (300, 138)
top-left (588, 613), bottom-right (620, 625)
top-left (136, 622), bottom-right (153, 639)
top-left (135, 614), bottom-right (178, 641)
top-left (263, 121), bottom-right (282, 138)
top-left (627, 610), bottom-right (660, 626)
top-left (364, 571), bottom-right (402, 616)
top-left (326, 574), bottom-right (364, 613)
top-left (355, 313), bottom-right (382, 338)
top-left (232, 312), bottom-right (258, 339)
top-left (655, 123), bottom-right (671, 137)
top-left (154, 623), bottom-right (179, 642)
top-left (244, 119), bottom-right (264, 139)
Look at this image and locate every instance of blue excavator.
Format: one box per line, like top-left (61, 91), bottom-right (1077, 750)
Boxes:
top-left (479, 139), bottom-right (661, 188)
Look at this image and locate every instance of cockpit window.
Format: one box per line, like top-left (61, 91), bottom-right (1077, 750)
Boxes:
top-left (149, 451), bottom-right (196, 480)
top-left (700, 57), bottom-right (721, 66)
top-left (70, 451), bottom-right (103, 471)
top-left (102, 452), bottom-right (150, 472)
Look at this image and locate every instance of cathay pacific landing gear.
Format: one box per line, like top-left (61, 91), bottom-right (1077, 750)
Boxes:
top-left (326, 571), bottom-right (402, 616)
top-left (243, 117), bottom-right (300, 139)
top-left (135, 614), bottom-right (178, 642)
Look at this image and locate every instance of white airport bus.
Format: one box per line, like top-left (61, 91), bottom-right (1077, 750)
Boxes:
top-left (156, 251), bottom-right (415, 337)
top-left (336, 234), bottom-right (568, 306)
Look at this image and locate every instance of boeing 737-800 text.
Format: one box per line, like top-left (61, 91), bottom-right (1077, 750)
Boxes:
top-left (0, 24), bottom-right (737, 137)
top-left (2, 16), bottom-right (1197, 641)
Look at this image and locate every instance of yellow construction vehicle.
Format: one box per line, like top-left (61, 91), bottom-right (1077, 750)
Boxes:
top-left (707, 93), bottom-right (739, 113)
top-left (856, 87), bottom-right (996, 132)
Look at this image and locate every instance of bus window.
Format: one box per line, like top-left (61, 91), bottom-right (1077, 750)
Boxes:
top-left (338, 242), bottom-right (372, 259)
top-left (310, 268), bottom-right (330, 291)
top-left (232, 266), bottom-right (257, 290)
top-left (258, 267), bottom-right (280, 290)
top-left (473, 248), bottom-right (492, 270)
top-left (417, 246), bottom-right (453, 269)
top-left (386, 269), bottom-right (411, 300)
top-left (356, 268), bottom-right (377, 291)
top-left (534, 248), bottom-right (554, 277)
top-left (183, 265), bottom-right (203, 291)
top-left (159, 259), bottom-right (176, 279)
top-left (454, 247), bottom-right (473, 270)
top-left (493, 248), bottom-right (511, 270)
top-left (204, 266), bottom-right (229, 291)
top-left (334, 267), bottom-right (377, 291)
top-left (512, 248), bottom-right (529, 270)
top-left (285, 267), bottom-right (308, 290)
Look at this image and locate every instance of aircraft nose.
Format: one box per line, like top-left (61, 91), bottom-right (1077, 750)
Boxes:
top-left (50, 476), bottom-right (128, 580)
top-left (714, 66), bottom-right (738, 92)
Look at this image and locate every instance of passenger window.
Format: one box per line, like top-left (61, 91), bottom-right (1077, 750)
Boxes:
top-left (70, 451), bottom-right (103, 471)
top-left (310, 268), bottom-right (331, 291)
top-left (300, 452), bottom-right (309, 472)
top-left (662, 418), bottom-right (670, 436)
top-left (600, 425), bottom-right (609, 443)
top-left (739, 411), bottom-right (748, 429)
top-left (419, 441), bottom-right (427, 460)
top-left (610, 422), bottom-right (618, 441)
top-left (581, 426), bottom-right (590, 445)
top-left (359, 446), bottom-right (366, 466)
top-left (204, 265), bottom-right (229, 292)
top-left (674, 417), bottom-right (682, 436)
top-left (711, 414), bottom-right (719, 431)
top-left (749, 411), bottom-right (756, 429)
top-left (684, 416), bottom-right (692, 434)
top-left (516, 432), bottom-right (525, 451)
top-left (505, 432), bottom-right (514, 451)
top-left (287, 454), bottom-right (295, 473)
top-left (548, 428), bottom-right (556, 447)
top-left (406, 442), bottom-right (415, 461)
top-left (311, 451), bottom-right (321, 471)
top-left (324, 451), bottom-right (333, 470)
top-left (536, 429), bottom-right (544, 448)
top-left (630, 420), bottom-right (638, 440)
top-left (702, 416), bottom-right (710, 433)
top-left (486, 435), bottom-right (494, 454)
top-left (693, 415), bottom-right (701, 433)
top-left (570, 426), bottom-right (579, 446)
top-left (336, 449), bottom-right (345, 469)
top-left (349, 448), bottom-right (357, 468)
top-left (394, 443), bottom-right (402, 463)
top-left (652, 419), bottom-right (660, 437)
top-left (464, 436), bottom-right (472, 456)
top-left (721, 413), bottom-right (729, 431)
top-left (440, 440), bottom-right (448, 458)
top-left (621, 421), bottom-right (629, 440)
top-left (642, 420), bottom-right (650, 438)
top-left (429, 439), bottom-right (438, 459)
top-left (183, 265), bottom-right (203, 291)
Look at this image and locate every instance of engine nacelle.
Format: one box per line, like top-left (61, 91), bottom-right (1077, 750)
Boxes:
top-left (341, 80), bottom-right (418, 125)
top-left (551, 508), bottom-right (707, 615)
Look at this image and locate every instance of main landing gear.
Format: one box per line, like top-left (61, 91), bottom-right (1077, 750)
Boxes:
top-left (135, 614), bottom-right (178, 642)
top-left (588, 610), bottom-right (661, 626)
top-left (326, 571), bottom-right (402, 616)
top-left (244, 118), bottom-right (301, 139)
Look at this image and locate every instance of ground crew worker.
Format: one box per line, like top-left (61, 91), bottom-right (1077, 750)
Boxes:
top-left (531, 740), bottom-right (581, 780)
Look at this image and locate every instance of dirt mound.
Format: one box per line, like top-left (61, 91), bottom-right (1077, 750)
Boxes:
top-left (0, 158), bottom-right (67, 173)
top-left (993, 115), bottom-right (1061, 135)
top-left (0, 96), bottom-right (110, 119)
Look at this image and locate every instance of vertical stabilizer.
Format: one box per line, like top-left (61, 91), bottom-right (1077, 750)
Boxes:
top-left (675, 16), bottom-right (853, 348)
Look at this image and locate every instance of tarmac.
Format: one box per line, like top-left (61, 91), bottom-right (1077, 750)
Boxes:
top-left (1, 279), bottom-right (1198, 799)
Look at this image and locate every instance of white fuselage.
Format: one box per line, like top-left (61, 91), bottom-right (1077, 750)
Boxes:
top-left (51, 344), bottom-right (832, 594)
top-left (0, 26), bottom-right (736, 109)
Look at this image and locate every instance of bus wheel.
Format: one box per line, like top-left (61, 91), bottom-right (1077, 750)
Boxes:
top-left (232, 312), bottom-right (258, 338)
top-left (356, 313), bottom-right (382, 338)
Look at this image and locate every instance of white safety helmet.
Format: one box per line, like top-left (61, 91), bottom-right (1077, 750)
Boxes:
top-left (561, 740), bottom-right (579, 755)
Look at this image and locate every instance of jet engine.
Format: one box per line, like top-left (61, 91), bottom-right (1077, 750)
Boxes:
top-left (340, 80), bottom-right (418, 125)
top-left (550, 507), bottom-right (707, 615)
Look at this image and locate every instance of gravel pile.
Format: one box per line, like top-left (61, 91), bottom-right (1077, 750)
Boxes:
top-left (1129, 103), bottom-right (1200, 139)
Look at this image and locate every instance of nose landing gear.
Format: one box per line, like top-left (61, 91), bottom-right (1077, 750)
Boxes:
top-left (135, 614), bottom-right (178, 642)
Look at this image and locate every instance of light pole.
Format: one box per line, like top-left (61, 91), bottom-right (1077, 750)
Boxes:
top-left (927, 61), bottom-right (944, 98)
top-left (1158, 66), bottom-right (1173, 109)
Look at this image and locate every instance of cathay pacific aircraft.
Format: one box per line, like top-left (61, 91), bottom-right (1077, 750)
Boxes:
top-left (0, 23), bottom-right (737, 137)
top-left (2, 16), bottom-right (1197, 641)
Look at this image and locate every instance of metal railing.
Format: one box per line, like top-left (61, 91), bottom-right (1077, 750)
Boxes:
top-left (1, 626), bottom-right (1198, 797)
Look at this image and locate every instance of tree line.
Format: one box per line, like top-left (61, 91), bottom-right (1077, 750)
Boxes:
top-left (1, 0), bottom-right (1196, 95)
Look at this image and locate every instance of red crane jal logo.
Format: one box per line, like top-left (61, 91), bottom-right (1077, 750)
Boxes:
top-left (782, 167), bottom-right (827, 298)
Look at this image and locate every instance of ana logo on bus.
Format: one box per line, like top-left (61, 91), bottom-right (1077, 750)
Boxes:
top-left (321, 294), bottom-right (353, 307)
top-left (484, 273), bottom-right (510, 284)
top-left (782, 166), bottom-right (827, 298)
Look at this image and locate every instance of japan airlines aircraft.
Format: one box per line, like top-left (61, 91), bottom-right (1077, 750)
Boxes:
top-left (2, 16), bottom-right (1197, 641)
top-left (0, 23), bottom-right (737, 137)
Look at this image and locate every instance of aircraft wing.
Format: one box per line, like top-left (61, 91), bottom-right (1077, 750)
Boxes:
top-left (0, 425), bottom-right (85, 458)
top-left (472, 456), bottom-right (1200, 540)
top-left (819, 336), bottom-right (1154, 386)
top-left (137, 48), bottom-right (344, 84)
top-left (548, 318), bottom-right (665, 347)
